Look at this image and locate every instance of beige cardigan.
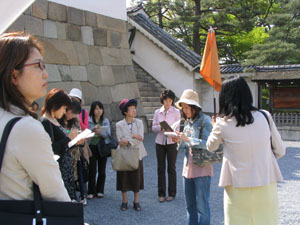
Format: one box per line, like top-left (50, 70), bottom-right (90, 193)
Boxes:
top-left (206, 110), bottom-right (285, 188)
top-left (0, 106), bottom-right (70, 201)
top-left (116, 118), bottom-right (147, 160)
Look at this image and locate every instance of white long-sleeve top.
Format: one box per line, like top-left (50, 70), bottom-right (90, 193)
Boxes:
top-left (206, 110), bottom-right (285, 188)
top-left (0, 106), bottom-right (70, 201)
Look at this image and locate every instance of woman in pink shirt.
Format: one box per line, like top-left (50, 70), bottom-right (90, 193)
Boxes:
top-left (152, 89), bottom-right (180, 202)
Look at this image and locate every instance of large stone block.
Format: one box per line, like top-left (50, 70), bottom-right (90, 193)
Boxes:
top-left (67, 7), bottom-right (84, 26)
top-left (88, 46), bottom-right (103, 65)
top-left (47, 81), bottom-right (81, 94)
top-left (66, 24), bottom-right (81, 41)
top-left (46, 64), bottom-right (61, 82)
top-left (25, 16), bottom-right (43, 36)
top-left (24, 6), bottom-right (32, 15)
top-left (86, 64), bottom-right (102, 86)
top-left (85, 11), bottom-right (97, 27)
top-left (32, 0), bottom-right (48, 19)
top-left (98, 86), bottom-right (113, 104)
top-left (100, 66), bottom-right (115, 85)
top-left (48, 2), bottom-right (67, 22)
top-left (110, 83), bottom-right (140, 102)
top-left (80, 82), bottom-right (98, 105)
top-left (74, 42), bottom-right (89, 65)
top-left (120, 32), bottom-right (130, 49)
top-left (124, 65), bottom-right (137, 82)
top-left (96, 14), bottom-right (126, 33)
top-left (44, 20), bottom-right (57, 38)
top-left (81, 26), bottom-right (94, 46)
top-left (93, 28), bottom-right (106, 46)
top-left (110, 102), bottom-right (123, 121)
top-left (100, 47), bottom-right (133, 66)
top-left (70, 66), bottom-right (88, 81)
top-left (57, 65), bottom-right (71, 81)
top-left (6, 15), bottom-right (25, 32)
top-left (107, 31), bottom-right (121, 48)
top-left (56, 22), bottom-right (66, 40)
top-left (103, 104), bottom-right (113, 121)
top-left (39, 38), bottom-right (79, 65)
top-left (111, 66), bottom-right (126, 85)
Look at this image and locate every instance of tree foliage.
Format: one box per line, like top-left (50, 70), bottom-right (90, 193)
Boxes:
top-left (131, 0), bottom-right (277, 64)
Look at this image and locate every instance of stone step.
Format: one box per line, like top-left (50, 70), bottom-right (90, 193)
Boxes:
top-left (142, 102), bottom-right (161, 107)
top-left (144, 106), bottom-right (159, 114)
top-left (140, 91), bottom-right (161, 97)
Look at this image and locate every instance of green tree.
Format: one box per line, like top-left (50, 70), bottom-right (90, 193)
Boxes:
top-left (131, 0), bottom-right (277, 63)
top-left (243, 0), bottom-right (300, 65)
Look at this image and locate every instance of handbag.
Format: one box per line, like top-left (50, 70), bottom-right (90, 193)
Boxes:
top-left (180, 116), bottom-right (223, 167)
top-left (0, 117), bottom-right (84, 225)
top-left (111, 146), bottom-right (139, 171)
top-left (97, 136), bottom-right (118, 157)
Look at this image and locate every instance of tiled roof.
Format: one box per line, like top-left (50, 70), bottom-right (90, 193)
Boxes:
top-left (128, 13), bottom-right (201, 69)
top-left (256, 64), bottom-right (300, 72)
top-left (220, 64), bottom-right (255, 74)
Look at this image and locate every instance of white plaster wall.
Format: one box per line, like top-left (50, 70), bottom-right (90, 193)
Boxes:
top-left (131, 31), bottom-right (194, 98)
top-left (200, 76), bottom-right (258, 113)
top-left (49, 0), bottom-right (126, 21)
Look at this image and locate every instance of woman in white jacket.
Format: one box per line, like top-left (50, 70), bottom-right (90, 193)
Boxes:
top-left (0, 32), bottom-right (70, 202)
top-left (206, 76), bottom-right (285, 225)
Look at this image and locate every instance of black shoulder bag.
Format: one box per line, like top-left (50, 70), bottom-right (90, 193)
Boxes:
top-left (180, 117), bottom-right (223, 167)
top-left (0, 117), bottom-right (84, 225)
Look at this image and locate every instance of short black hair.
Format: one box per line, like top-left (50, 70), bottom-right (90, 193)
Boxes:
top-left (160, 89), bottom-right (176, 104)
top-left (219, 75), bottom-right (257, 127)
top-left (122, 101), bottom-right (137, 116)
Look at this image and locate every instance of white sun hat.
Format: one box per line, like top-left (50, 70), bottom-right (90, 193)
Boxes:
top-left (175, 89), bottom-right (202, 109)
top-left (69, 88), bottom-right (82, 101)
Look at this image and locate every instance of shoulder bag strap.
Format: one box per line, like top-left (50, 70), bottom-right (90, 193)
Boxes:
top-left (179, 119), bottom-right (185, 132)
top-left (0, 117), bottom-right (22, 171)
top-left (259, 110), bottom-right (274, 150)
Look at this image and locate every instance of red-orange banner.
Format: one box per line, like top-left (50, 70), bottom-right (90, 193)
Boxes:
top-left (200, 30), bottom-right (221, 92)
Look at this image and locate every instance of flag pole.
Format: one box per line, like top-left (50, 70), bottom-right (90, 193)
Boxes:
top-left (213, 81), bottom-right (216, 117)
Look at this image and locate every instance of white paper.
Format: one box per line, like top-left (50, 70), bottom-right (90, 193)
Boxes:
top-left (68, 129), bottom-right (95, 148)
top-left (54, 155), bottom-right (60, 161)
top-left (164, 132), bottom-right (178, 137)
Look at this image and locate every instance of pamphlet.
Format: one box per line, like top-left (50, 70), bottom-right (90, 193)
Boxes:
top-left (164, 132), bottom-right (178, 137)
top-left (159, 121), bottom-right (173, 132)
top-left (68, 128), bottom-right (95, 148)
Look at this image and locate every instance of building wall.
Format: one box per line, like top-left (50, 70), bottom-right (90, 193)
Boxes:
top-left (6, 0), bottom-right (144, 132)
top-left (130, 30), bottom-right (194, 98)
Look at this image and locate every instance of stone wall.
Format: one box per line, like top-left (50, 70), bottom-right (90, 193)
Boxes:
top-left (6, 0), bottom-right (146, 133)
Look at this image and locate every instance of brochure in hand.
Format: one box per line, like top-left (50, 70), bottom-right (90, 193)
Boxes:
top-left (159, 121), bottom-right (173, 132)
top-left (68, 128), bottom-right (95, 148)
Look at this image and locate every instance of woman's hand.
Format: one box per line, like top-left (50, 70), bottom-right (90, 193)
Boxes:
top-left (118, 138), bottom-right (129, 147)
top-left (132, 134), bottom-right (143, 142)
top-left (93, 125), bottom-right (100, 135)
top-left (68, 128), bottom-right (78, 140)
top-left (76, 138), bottom-right (85, 145)
top-left (177, 131), bottom-right (190, 143)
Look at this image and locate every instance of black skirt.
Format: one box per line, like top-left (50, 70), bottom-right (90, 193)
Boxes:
top-left (116, 160), bottom-right (144, 192)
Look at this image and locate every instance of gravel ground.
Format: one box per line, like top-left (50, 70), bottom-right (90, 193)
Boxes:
top-left (84, 133), bottom-right (300, 225)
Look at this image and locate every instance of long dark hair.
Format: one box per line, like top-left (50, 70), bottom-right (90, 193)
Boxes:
top-left (0, 32), bottom-right (43, 119)
top-left (41, 88), bottom-right (71, 115)
top-left (219, 76), bottom-right (257, 127)
top-left (89, 101), bottom-right (104, 124)
top-left (58, 97), bottom-right (81, 129)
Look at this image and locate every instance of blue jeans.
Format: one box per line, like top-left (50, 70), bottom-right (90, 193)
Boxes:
top-left (184, 176), bottom-right (211, 225)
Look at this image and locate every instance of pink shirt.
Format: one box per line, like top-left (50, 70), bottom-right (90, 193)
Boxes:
top-left (79, 109), bottom-right (89, 131)
top-left (152, 106), bottom-right (181, 145)
top-left (182, 148), bottom-right (213, 179)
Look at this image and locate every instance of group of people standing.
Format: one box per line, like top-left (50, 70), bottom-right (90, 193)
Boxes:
top-left (0, 31), bottom-right (286, 225)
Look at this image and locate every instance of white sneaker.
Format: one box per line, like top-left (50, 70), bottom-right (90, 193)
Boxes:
top-left (87, 194), bottom-right (94, 199)
top-left (96, 193), bottom-right (104, 198)
top-left (80, 198), bottom-right (87, 205)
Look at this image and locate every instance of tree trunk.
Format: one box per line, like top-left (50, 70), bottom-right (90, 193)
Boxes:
top-left (193, 0), bottom-right (201, 55)
top-left (158, 0), bottom-right (163, 28)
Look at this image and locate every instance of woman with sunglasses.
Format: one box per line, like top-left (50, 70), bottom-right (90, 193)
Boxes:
top-left (0, 32), bottom-right (70, 201)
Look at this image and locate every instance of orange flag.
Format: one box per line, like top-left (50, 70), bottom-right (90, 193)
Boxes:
top-left (200, 29), bottom-right (221, 92)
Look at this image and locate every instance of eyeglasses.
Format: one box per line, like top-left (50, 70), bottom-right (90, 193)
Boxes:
top-left (17, 61), bottom-right (46, 71)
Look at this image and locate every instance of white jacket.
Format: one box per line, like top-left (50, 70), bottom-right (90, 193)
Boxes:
top-left (206, 110), bottom-right (285, 188)
top-left (0, 106), bottom-right (70, 201)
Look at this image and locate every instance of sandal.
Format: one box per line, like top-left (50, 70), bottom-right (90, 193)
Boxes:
top-left (133, 202), bottom-right (141, 211)
top-left (166, 196), bottom-right (174, 202)
top-left (120, 202), bottom-right (128, 211)
top-left (159, 197), bottom-right (165, 203)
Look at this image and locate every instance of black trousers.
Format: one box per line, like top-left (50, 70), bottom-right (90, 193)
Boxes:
top-left (88, 144), bottom-right (107, 195)
top-left (156, 143), bottom-right (178, 198)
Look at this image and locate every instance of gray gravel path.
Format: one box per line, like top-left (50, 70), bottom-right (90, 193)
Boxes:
top-left (84, 133), bottom-right (300, 225)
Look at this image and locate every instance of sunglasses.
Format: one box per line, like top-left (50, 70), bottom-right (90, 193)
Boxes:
top-left (17, 61), bottom-right (46, 71)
